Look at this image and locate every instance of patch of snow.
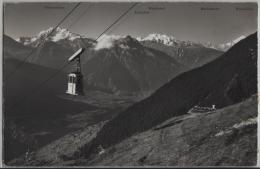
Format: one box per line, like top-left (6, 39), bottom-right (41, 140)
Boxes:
top-left (38, 27), bottom-right (54, 38)
top-left (215, 130), bottom-right (232, 137)
top-left (16, 37), bottom-right (34, 45)
top-left (136, 37), bottom-right (142, 41)
top-left (137, 33), bottom-right (177, 46)
top-left (51, 27), bottom-right (81, 42)
top-left (233, 117), bottom-right (257, 129)
top-left (31, 37), bottom-right (37, 43)
top-left (215, 117), bottom-right (257, 137)
top-left (98, 145), bottom-right (106, 155)
top-left (119, 44), bottom-right (130, 49)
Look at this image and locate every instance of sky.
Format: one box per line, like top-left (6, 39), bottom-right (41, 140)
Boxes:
top-left (3, 2), bottom-right (258, 44)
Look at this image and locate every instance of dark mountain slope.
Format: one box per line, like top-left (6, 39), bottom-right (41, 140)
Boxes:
top-left (83, 49), bottom-right (141, 93)
top-left (3, 35), bottom-right (32, 61)
top-left (3, 34), bottom-right (92, 71)
top-left (27, 37), bottom-right (95, 70)
top-left (3, 58), bottom-right (95, 162)
top-left (29, 41), bottom-right (74, 69)
top-left (4, 35), bottom-right (30, 51)
top-left (83, 36), bottom-right (186, 93)
top-left (85, 32), bottom-right (257, 153)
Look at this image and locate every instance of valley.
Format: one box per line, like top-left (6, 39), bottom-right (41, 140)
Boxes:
top-left (3, 24), bottom-right (257, 166)
top-left (3, 58), bottom-right (143, 163)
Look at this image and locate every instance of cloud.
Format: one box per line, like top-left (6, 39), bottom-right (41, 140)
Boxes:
top-left (94, 34), bottom-right (123, 50)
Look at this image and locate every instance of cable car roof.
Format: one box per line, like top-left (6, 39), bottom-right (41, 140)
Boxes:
top-left (68, 48), bottom-right (84, 62)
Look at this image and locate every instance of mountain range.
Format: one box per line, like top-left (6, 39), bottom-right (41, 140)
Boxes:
top-left (5, 27), bottom-right (225, 93)
top-left (138, 34), bottom-right (223, 69)
top-left (7, 31), bottom-right (257, 166)
top-left (82, 35), bottom-right (186, 92)
top-left (4, 27), bottom-right (257, 166)
top-left (15, 28), bottom-right (242, 52)
top-left (4, 27), bottom-right (248, 94)
top-left (16, 27), bottom-right (94, 49)
top-left (83, 32), bottom-right (257, 155)
top-left (137, 33), bottom-right (246, 51)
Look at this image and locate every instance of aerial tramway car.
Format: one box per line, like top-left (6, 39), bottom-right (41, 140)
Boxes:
top-left (66, 48), bottom-right (85, 96)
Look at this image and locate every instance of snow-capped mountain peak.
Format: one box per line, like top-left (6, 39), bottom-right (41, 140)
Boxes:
top-left (37, 27), bottom-right (54, 39)
top-left (35, 27), bottom-right (83, 42)
top-left (137, 33), bottom-right (179, 46)
top-left (138, 33), bottom-right (247, 51)
top-left (15, 37), bottom-right (32, 45)
top-left (17, 27), bottom-right (85, 46)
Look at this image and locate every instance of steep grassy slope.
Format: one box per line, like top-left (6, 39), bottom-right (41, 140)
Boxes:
top-left (11, 95), bottom-right (257, 166)
top-left (84, 95), bottom-right (257, 166)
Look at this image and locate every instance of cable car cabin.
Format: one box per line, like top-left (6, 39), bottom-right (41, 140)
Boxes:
top-left (66, 72), bottom-right (83, 95)
top-left (66, 48), bottom-right (85, 96)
